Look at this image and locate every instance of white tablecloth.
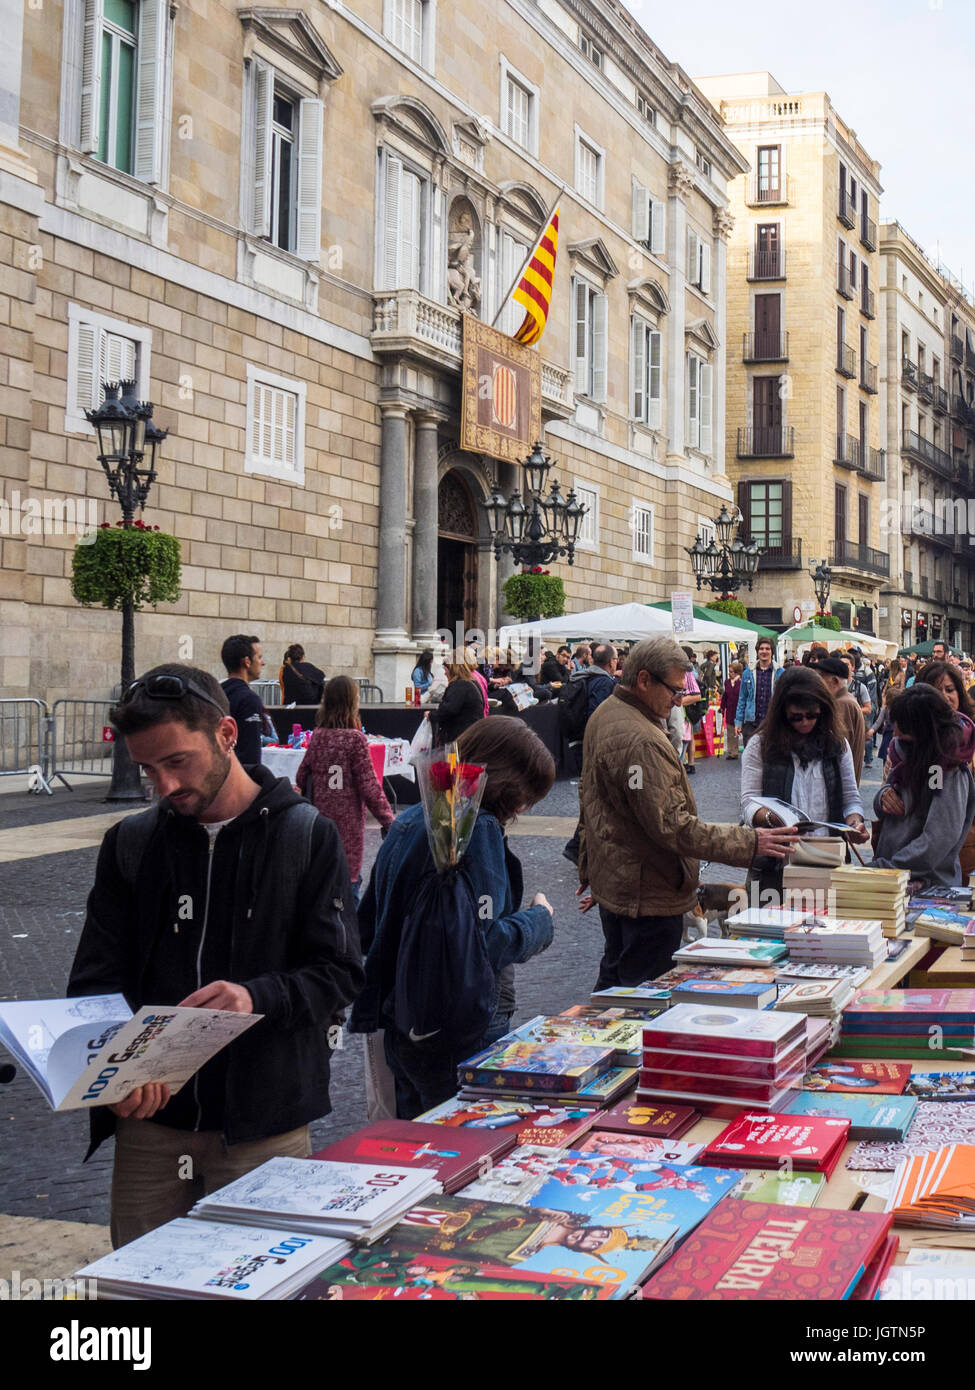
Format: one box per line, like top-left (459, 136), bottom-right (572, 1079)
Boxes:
top-left (261, 738), bottom-right (415, 784)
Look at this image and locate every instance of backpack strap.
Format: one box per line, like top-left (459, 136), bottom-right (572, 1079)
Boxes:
top-left (114, 805), bottom-right (164, 888)
top-left (274, 800), bottom-right (321, 904)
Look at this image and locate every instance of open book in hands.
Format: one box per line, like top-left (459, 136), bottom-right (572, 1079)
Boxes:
top-left (750, 796), bottom-right (856, 835)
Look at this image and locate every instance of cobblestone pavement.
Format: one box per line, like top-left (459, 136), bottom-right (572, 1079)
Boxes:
top-left (0, 754), bottom-right (884, 1231)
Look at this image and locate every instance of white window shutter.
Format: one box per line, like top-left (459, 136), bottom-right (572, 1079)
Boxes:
top-left (687, 354), bottom-right (699, 443)
top-left (401, 170), bottom-right (421, 289)
top-left (686, 228), bottom-right (699, 282)
top-left (591, 292), bottom-right (608, 403)
top-left (383, 153), bottom-right (402, 288)
top-left (573, 279), bottom-right (589, 396)
top-left (75, 322), bottom-right (98, 413)
top-left (134, 0), bottom-right (166, 183)
top-left (648, 330), bottom-right (662, 427)
top-left (296, 98), bottom-right (324, 262)
top-left (700, 362), bottom-right (712, 454)
top-left (630, 316), bottom-right (645, 420)
top-left (700, 241), bottom-right (712, 296)
top-left (79, 0), bottom-right (104, 154)
top-left (650, 198), bottom-right (666, 256)
top-left (251, 61), bottom-right (273, 238)
top-left (101, 331), bottom-right (136, 386)
top-left (632, 179), bottom-right (650, 242)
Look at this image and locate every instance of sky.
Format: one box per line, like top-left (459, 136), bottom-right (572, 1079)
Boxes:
top-left (629, 0), bottom-right (975, 294)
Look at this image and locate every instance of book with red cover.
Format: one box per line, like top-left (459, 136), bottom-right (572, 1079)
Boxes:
top-left (639, 1065), bottom-right (804, 1105)
top-left (417, 1095), bottom-right (599, 1151)
top-left (311, 1121), bottom-right (516, 1195)
top-left (701, 1112), bottom-right (851, 1176)
top-left (588, 1096), bottom-right (699, 1139)
top-left (643, 1005), bottom-right (805, 1059)
top-left (850, 1233), bottom-right (900, 1301)
top-left (641, 1036), bottom-right (806, 1081)
top-left (640, 1200), bottom-right (893, 1300)
top-left (801, 1060), bottom-right (913, 1096)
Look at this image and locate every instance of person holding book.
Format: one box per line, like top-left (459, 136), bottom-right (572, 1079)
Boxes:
top-left (872, 683), bottom-right (975, 886)
top-left (740, 667), bottom-right (869, 901)
top-left (295, 675), bottom-right (395, 897)
top-left (68, 663), bottom-right (364, 1248)
top-left (353, 716), bottom-right (556, 1118)
top-left (577, 637), bottom-right (799, 989)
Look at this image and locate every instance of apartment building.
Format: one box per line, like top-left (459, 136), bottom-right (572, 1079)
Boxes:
top-left (0, 0), bottom-right (746, 701)
top-left (879, 222), bottom-right (975, 652)
top-left (695, 72), bottom-right (884, 636)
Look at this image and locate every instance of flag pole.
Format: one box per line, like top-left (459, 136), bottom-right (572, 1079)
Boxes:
top-left (490, 185), bottom-right (565, 330)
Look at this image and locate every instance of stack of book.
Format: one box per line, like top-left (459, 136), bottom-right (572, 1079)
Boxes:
top-left (417, 1096), bottom-right (599, 1151)
top-left (296, 1247), bottom-right (619, 1301)
top-left (774, 979), bottom-right (855, 1043)
top-left (784, 917), bottom-right (886, 969)
top-left (700, 1111), bottom-right (851, 1178)
top-left (638, 1005), bottom-right (808, 1114)
top-left (833, 989), bottom-right (975, 1061)
top-left (500, 1013), bottom-right (643, 1066)
top-left (455, 1039), bottom-right (635, 1106)
top-left (830, 866), bottom-right (909, 938)
top-left (310, 1121), bottom-right (517, 1195)
top-left (783, 1090), bottom-right (918, 1141)
top-left (964, 924), bottom-right (975, 962)
top-left (722, 906), bottom-right (811, 941)
top-left (906, 1071), bottom-right (975, 1100)
top-left (886, 1144), bottom-right (975, 1230)
top-left (640, 1202), bottom-right (893, 1301)
top-left (801, 1059), bottom-right (913, 1094)
top-left (589, 982), bottom-right (672, 1009)
top-left (76, 1219), bottom-right (350, 1300)
top-left (912, 906), bottom-right (975, 947)
top-left (781, 863), bottom-right (834, 916)
top-left (652, 965), bottom-right (779, 992)
top-left (775, 959), bottom-right (873, 990)
top-left (668, 977), bottom-right (778, 1010)
top-left (671, 939), bottom-right (788, 969)
top-left (190, 1157), bottom-right (442, 1245)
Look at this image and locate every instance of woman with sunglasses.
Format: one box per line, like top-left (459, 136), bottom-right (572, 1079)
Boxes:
top-left (872, 684), bottom-right (975, 886)
top-left (740, 667), bottom-right (868, 899)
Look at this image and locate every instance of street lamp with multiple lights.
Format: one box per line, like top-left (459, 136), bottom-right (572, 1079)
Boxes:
top-left (482, 440), bottom-right (587, 569)
top-left (684, 504), bottom-right (761, 594)
top-left (810, 558), bottom-right (833, 616)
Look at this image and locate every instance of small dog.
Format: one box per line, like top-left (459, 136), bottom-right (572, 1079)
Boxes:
top-left (685, 882), bottom-right (743, 941)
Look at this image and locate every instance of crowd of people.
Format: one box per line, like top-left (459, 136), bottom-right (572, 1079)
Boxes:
top-left (66, 629), bottom-right (975, 1252)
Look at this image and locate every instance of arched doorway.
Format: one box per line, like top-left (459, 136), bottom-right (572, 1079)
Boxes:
top-left (438, 470), bottom-right (479, 636)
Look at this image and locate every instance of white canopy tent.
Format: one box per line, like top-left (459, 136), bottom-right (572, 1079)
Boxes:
top-left (775, 624), bottom-right (899, 661)
top-left (499, 602), bottom-right (762, 650)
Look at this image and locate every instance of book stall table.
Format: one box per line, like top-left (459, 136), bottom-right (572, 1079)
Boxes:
top-left (910, 946), bottom-right (975, 989)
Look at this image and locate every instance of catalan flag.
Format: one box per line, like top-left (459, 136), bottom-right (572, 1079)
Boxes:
top-left (511, 205), bottom-right (559, 346)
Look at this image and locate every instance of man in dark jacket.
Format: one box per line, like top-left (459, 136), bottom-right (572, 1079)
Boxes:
top-left (562, 644), bottom-right (618, 864)
top-left (68, 663), bottom-right (363, 1247)
top-left (220, 633), bottom-right (268, 765)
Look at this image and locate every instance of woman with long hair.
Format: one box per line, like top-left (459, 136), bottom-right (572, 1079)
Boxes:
top-left (353, 716), bottom-right (556, 1118)
top-left (914, 660), bottom-right (975, 722)
top-left (874, 681), bottom-right (975, 885)
top-left (279, 644), bottom-right (325, 705)
top-left (740, 667), bottom-right (868, 898)
top-left (295, 675), bottom-right (394, 894)
top-left (435, 657), bottom-right (485, 745)
top-left (411, 648), bottom-right (434, 696)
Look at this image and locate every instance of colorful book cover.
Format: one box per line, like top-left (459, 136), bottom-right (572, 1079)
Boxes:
top-left (850, 1234), bottom-right (900, 1302)
top-left (783, 1092), bottom-right (918, 1140)
top-left (589, 984), bottom-right (673, 1006)
top-left (669, 979), bottom-right (777, 1007)
top-left (914, 908), bottom-right (975, 931)
top-left (641, 1200), bottom-right (893, 1301)
top-left (457, 1041), bottom-right (614, 1092)
top-left (673, 940), bottom-right (788, 965)
top-left (703, 1113), bottom-right (850, 1172)
top-left (847, 1104), bottom-right (975, 1171)
top-left (457, 1147), bottom-right (565, 1205)
top-left (527, 1157), bottom-right (743, 1245)
top-left (575, 1132), bottom-right (704, 1165)
top-left (593, 1096), bottom-right (699, 1139)
top-left (653, 966), bottom-right (778, 989)
top-left (643, 1004), bottom-right (804, 1058)
top-left (801, 1060), bottom-right (912, 1095)
top-left (846, 990), bottom-right (975, 1020)
top-left (387, 1195), bottom-right (671, 1295)
top-left (459, 1066), bottom-right (637, 1106)
top-left (296, 1248), bottom-right (615, 1300)
top-left (734, 1169), bottom-right (825, 1207)
top-left (502, 1014), bottom-right (642, 1062)
top-left (310, 1122), bottom-right (515, 1194)
top-left (906, 1071), bottom-right (975, 1101)
top-left (418, 1096), bottom-right (598, 1150)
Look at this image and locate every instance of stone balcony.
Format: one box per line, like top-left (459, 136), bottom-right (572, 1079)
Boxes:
top-left (370, 289), bottom-right (575, 418)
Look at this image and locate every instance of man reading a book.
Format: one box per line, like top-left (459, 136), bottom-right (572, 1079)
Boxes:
top-left (68, 664), bottom-right (364, 1247)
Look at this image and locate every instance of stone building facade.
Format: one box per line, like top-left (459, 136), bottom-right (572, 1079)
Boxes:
top-left (1, 0), bottom-right (747, 702)
top-left (878, 222), bottom-right (975, 652)
top-left (695, 72), bottom-right (885, 637)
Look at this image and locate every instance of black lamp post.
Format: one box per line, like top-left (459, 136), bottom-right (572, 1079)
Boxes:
top-left (482, 440), bottom-right (587, 569)
top-left (810, 558), bottom-right (833, 616)
top-left (685, 505), bottom-right (761, 593)
top-left (86, 380), bottom-right (169, 802)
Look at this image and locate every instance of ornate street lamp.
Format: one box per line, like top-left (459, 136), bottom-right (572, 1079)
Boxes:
top-left (810, 558), bottom-right (833, 616)
top-left (86, 380), bottom-right (169, 801)
top-left (685, 507), bottom-right (761, 593)
top-left (482, 439), bottom-right (588, 568)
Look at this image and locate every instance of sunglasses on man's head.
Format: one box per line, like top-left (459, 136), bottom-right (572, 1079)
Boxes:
top-left (123, 674), bottom-right (227, 715)
top-left (786, 709), bottom-right (821, 726)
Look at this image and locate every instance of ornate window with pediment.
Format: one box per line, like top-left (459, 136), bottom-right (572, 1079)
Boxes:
top-left (373, 96), bottom-right (451, 299)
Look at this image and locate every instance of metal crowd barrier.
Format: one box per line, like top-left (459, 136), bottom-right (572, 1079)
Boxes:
top-left (47, 698), bottom-right (116, 790)
top-left (252, 679), bottom-right (284, 707)
top-left (0, 698), bottom-right (52, 793)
